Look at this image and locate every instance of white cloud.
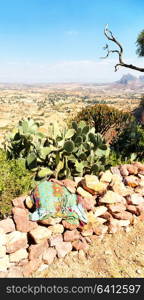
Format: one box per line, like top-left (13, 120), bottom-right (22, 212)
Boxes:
top-left (0, 58), bottom-right (143, 83)
top-left (64, 30), bottom-right (79, 36)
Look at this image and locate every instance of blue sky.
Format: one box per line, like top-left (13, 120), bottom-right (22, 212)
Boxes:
top-left (0, 0), bottom-right (144, 83)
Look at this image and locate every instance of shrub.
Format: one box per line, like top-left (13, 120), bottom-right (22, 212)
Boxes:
top-left (71, 104), bottom-right (133, 143)
top-left (0, 149), bottom-right (34, 219)
top-left (140, 95), bottom-right (144, 108)
top-left (112, 121), bottom-right (144, 161)
top-left (133, 95), bottom-right (144, 123)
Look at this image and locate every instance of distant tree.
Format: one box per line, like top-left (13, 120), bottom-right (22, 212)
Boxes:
top-left (136, 30), bottom-right (144, 57)
top-left (102, 25), bottom-right (144, 72)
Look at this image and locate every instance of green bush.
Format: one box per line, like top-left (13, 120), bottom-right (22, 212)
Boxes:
top-left (0, 149), bottom-right (34, 219)
top-left (112, 121), bottom-right (144, 161)
top-left (71, 104), bottom-right (133, 143)
top-left (133, 96), bottom-right (144, 124)
top-left (140, 95), bottom-right (144, 108)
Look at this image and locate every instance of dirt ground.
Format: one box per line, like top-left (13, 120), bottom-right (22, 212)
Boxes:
top-left (34, 221), bottom-right (144, 278)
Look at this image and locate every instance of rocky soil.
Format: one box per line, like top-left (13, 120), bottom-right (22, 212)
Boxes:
top-left (35, 221), bottom-right (144, 278)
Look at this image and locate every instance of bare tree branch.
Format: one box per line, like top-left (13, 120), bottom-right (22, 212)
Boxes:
top-left (102, 24), bottom-right (144, 72)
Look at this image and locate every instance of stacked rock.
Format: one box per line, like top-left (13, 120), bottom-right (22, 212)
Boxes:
top-left (0, 162), bottom-right (144, 278)
top-left (76, 162), bottom-right (144, 234)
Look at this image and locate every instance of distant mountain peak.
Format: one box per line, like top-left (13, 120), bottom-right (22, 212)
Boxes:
top-left (139, 75), bottom-right (144, 81)
top-left (117, 73), bottom-right (137, 84)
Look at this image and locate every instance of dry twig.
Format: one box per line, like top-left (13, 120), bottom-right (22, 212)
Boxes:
top-left (102, 24), bottom-right (144, 72)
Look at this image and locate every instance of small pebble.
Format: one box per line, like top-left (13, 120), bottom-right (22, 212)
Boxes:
top-left (136, 269), bottom-right (141, 274)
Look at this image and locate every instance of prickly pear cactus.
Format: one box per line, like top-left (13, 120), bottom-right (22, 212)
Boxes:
top-left (4, 118), bottom-right (110, 180)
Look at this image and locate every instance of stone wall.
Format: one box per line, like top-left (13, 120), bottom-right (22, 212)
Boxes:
top-left (0, 162), bottom-right (144, 278)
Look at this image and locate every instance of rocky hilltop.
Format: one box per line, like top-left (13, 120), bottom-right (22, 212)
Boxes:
top-left (116, 73), bottom-right (144, 86)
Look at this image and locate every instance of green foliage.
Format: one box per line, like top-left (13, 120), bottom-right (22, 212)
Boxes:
top-left (0, 149), bottom-right (34, 219)
top-left (4, 118), bottom-right (45, 159)
top-left (136, 30), bottom-right (144, 57)
top-left (71, 104), bottom-right (133, 142)
top-left (4, 118), bottom-right (110, 179)
top-left (140, 95), bottom-right (144, 108)
top-left (133, 95), bottom-right (144, 124)
top-left (112, 121), bottom-right (144, 161)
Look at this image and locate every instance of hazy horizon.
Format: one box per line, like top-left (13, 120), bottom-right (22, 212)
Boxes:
top-left (0, 70), bottom-right (143, 85)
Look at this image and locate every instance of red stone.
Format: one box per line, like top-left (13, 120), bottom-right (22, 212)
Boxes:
top-left (119, 165), bottom-right (129, 176)
top-left (77, 195), bottom-right (95, 210)
top-left (55, 242), bottom-right (72, 258)
top-left (64, 230), bottom-right (80, 242)
top-left (80, 180), bottom-right (96, 195)
top-left (18, 259), bottom-right (29, 267)
top-left (133, 162), bottom-right (144, 174)
top-left (108, 218), bottom-right (130, 234)
top-left (12, 207), bottom-right (38, 232)
top-left (126, 205), bottom-right (139, 215)
top-left (62, 220), bottom-right (78, 230)
top-left (135, 186), bottom-right (144, 196)
top-left (124, 176), bottom-right (139, 188)
top-left (12, 196), bottom-right (26, 209)
top-left (12, 207), bottom-right (28, 218)
top-left (0, 218), bottom-right (15, 234)
top-left (127, 194), bottom-right (144, 205)
top-left (127, 165), bottom-right (138, 175)
top-left (100, 211), bottom-right (112, 221)
top-left (28, 240), bottom-right (48, 260)
top-left (92, 224), bottom-right (108, 235)
top-left (61, 179), bottom-right (76, 194)
top-left (111, 167), bottom-right (122, 177)
top-left (72, 240), bottom-right (89, 252)
top-left (22, 258), bottom-right (42, 277)
top-left (49, 234), bottom-right (63, 247)
top-left (43, 248), bottom-right (57, 264)
top-left (107, 203), bottom-right (126, 213)
top-left (137, 204), bottom-right (144, 215)
top-left (139, 171), bottom-right (144, 175)
top-left (49, 178), bottom-right (64, 186)
top-left (84, 236), bottom-right (92, 244)
top-left (6, 231), bottom-right (28, 254)
top-left (112, 211), bottom-right (133, 221)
